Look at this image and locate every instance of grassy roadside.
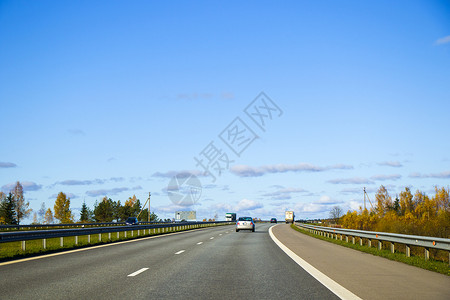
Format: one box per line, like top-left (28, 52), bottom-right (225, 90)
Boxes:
top-left (0, 224), bottom-right (224, 262)
top-left (290, 224), bottom-right (450, 276)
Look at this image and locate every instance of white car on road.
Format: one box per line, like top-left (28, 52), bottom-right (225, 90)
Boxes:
top-left (236, 217), bottom-right (255, 232)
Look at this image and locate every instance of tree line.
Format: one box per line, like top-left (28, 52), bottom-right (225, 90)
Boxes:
top-left (0, 181), bottom-right (159, 224)
top-left (338, 185), bottom-right (450, 238)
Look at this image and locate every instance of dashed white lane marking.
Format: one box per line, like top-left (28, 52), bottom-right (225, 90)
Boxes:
top-left (128, 268), bottom-right (149, 277)
top-left (175, 250), bottom-right (185, 255)
top-left (197, 242), bottom-right (203, 245)
top-left (219, 234), bottom-right (222, 236)
top-left (210, 237), bottom-right (214, 239)
top-left (269, 225), bottom-right (361, 300)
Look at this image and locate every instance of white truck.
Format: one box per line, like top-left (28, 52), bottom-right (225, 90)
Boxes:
top-left (285, 211), bottom-right (295, 224)
top-left (225, 213), bottom-right (236, 222)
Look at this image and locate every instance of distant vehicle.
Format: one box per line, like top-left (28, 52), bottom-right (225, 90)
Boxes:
top-left (225, 213), bottom-right (236, 222)
top-left (236, 217), bottom-right (255, 232)
top-left (285, 211), bottom-right (295, 224)
top-left (125, 217), bottom-right (139, 225)
top-left (270, 218), bottom-right (277, 223)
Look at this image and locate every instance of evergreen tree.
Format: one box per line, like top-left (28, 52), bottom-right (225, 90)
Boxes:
top-left (94, 197), bottom-right (114, 222)
top-left (0, 193), bottom-right (17, 224)
top-left (393, 196), bottom-right (400, 215)
top-left (79, 201), bottom-right (94, 222)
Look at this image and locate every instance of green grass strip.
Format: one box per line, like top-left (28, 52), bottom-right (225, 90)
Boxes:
top-left (290, 224), bottom-right (450, 276)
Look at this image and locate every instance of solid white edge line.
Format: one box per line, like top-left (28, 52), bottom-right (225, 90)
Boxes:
top-left (269, 225), bottom-right (361, 300)
top-left (127, 267), bottom-right (149, 277)
top-left (175, 250), bottom-right (185, 255)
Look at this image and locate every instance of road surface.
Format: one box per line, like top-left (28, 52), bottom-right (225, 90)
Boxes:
top-left (0, 223), bottom-right (338, 299)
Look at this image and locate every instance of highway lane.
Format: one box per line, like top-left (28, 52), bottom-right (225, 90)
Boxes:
top-left (0, 223), bottom-right (339, 299)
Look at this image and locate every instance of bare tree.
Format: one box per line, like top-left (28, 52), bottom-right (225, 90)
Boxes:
top-left (13, 181), bottom-right (32, 224)
top-left (329, 206), bottom-right (343, 224)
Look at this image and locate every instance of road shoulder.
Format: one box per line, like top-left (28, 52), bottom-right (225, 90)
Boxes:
top-left (271, 224), bottom-right (450, 300)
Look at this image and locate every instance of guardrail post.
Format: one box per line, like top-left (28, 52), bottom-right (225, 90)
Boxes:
top-left (359, 238), bottom-right (363, 246)
top-left (21, 241), bottom-right (25, 251)
top-left (108, 232), bottom-right (111, 240)
top-left (390, 242), bottom-right (394, 253)
top-left (138, 230), bottom-right (140, 236)
top-left (43, 239), bottom-right (46, 249)
top-left (406, 245), bottom-right (410, 257)
top-left (352, 236), bottom-right (355, 244)
top-left (117, 232), bottom-right (120, 239)
top-left (378, 240), bottom-right (382, 250)
top-left (424, 248), bottom-right (429, 260)
top-left (125, 231), bottom-right (127, 238)
top-left (345, 235), bottom-right (348, 243)
top-left (98, 233), bottom-right (101, 242)
top-left (131, 230), bottom-right (134, 237)
top-left (340, 234), bottom-right (343, 241)
top-left (88, 235), bottom-right (91, 243)
top-left (368, 239), bottom-right (371, 248)
top-left (60, 237), bottom-right (64, 247)
top-left (75, 236), bottom-right (78, 245)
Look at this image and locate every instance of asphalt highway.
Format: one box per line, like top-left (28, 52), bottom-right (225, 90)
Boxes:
top-left (0, 223), bottom-right (339, 300)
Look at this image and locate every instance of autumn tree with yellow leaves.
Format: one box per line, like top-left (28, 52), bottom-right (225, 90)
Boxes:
top-left (341, 185), bottom-right (450, 238)
top-left (53, 192), bottom-right (74, 223)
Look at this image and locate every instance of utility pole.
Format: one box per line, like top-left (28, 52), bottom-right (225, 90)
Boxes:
top-left (137, 192), bottom-right (151, 222)
top-left (363, 187), bottom-right (374, 210)
top-left (148, 192), bottom-right (151, 222)
top-left (364, 187), bottom-right (366, 210)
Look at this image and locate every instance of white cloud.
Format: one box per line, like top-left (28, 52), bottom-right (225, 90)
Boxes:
top-left (59, 179), bottom-right (105, 186)
top-left (377, 161), bottom-right (403, 168)
top-left (85, 187), bottom-right (129, 197)
top-left (230, 163), bottom-right (353, 177)
top-left (348, 200), bottom-right (363, 211)
top-left (1, 181), bottom-right (42, 193)
top-left (0, 162), bottom-right (17, 168)
top-left (67, 129), bottom-right (85, 135)
top-left (435, 35), bottom-right (450, 45)
top-left (327, 177), bottom-right (374, 184)
top-left (49, 192), bottom-right (78, 200)
top-left (370, 174), bottom-right (401, 181)
top-left (317, 195), bottom-right (336, 204)
top-left (152, 170), bottom-right (206, 178)
top-left (262, 187), bottom-right (308, 200)
top-left (340, 187), bottom-right (377, 194)
top-left (409, 171), bottom-right (450, 179)
top-left (110, 177), bottom-right (125, 182)
top-left (235, 198), bottom-right (263, 211)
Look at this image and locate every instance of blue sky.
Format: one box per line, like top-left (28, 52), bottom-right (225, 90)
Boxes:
top-left (1, 0), bottom-right (449, 222)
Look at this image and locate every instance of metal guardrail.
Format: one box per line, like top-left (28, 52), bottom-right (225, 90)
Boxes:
top-left (0, 221), bottom-right (168, 231)
top-left (0, 221), bottom-right (231, 244)
top-left (296, 223), bottom-right (450, 264)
